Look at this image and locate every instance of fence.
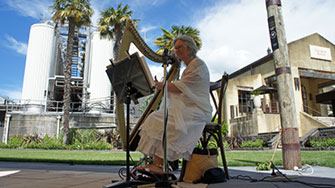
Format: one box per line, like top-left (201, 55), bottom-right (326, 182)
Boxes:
top-left (4, 98), bottom-right (116, 114)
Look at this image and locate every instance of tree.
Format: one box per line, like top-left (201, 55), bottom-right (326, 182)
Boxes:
top-left (98, 3), bottom-right (136, 62)
top-left (154, 25), bottom-right (202, 54)
top-left (97, 4), bottom-right (137, 147)
top-left (50, 0), bottom-right (93, 144)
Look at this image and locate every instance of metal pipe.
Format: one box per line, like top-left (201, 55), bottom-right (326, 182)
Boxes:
top-left (56, 115), bottom-right (61, 139)
top-left (4, 114), bottom-right (11, 144)
top-left (82, 27), bottom-right (91, 112)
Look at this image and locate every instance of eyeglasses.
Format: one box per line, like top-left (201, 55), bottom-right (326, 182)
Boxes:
top-left (174, 44), bottom-right (185, 51)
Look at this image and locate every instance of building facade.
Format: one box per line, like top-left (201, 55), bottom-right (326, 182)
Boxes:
top-left (224, 33), bottom-right (335, 137)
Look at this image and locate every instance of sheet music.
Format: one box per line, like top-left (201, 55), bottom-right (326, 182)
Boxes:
top-left (135, 52), bottom-right (155, 89)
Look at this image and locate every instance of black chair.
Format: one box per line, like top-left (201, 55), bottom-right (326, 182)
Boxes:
top-left (179, 73), bottom-right (229, 181)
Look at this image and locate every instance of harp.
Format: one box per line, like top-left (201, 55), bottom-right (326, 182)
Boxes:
top-left (107, 20), bottom-right (180, 150)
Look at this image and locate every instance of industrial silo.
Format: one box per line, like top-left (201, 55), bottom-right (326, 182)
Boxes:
top-left (87, 31), bottom-right (113, 112)
top-left (21, 23), bottom-right (56, 111)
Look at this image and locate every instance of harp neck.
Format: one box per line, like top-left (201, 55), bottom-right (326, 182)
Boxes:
top-left (120, 20), bottom-right (164, 63)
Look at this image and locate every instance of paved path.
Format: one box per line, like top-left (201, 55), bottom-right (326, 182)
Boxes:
top-left (0, 162), bottom-right (334, 188)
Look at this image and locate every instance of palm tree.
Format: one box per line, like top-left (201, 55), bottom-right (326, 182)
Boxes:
top-left (98, 3), bottom-right (136, 62)
top-left (50, 0), bottom-right (93, 144)
top-left (154, 25), bottom-right (202, 54)
top-left (97, 3), bottom-right (136, 148)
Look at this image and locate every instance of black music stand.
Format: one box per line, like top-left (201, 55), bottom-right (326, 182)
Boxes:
top-left (103, 52), bottom-right (155, 188)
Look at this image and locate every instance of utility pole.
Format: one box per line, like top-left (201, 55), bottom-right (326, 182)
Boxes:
top-left (265, 0), bottom-right (302, 169)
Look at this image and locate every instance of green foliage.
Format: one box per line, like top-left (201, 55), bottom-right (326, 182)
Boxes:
top-left (223, 141), bottom-right (229, 149)
top-left (139, 95), bottom-right (158, 113)
top-left (250, 90), bottom-right (262, 96)
top-left (67, 141), bottom-right (112, 150)
top-left (72, 129), bottom-right (99, 144)
top-left (83, 142), bottom-right (112, 150)
top-left (309, 138), bottom-right (335, 147)
top-left (256, 161), bottom-right (271, 171)
top-left (4, 136), bottom-right (23, 148)
top-left (40, 135), bottom-right (66, 149)
top-left (50, 0), bottom-right (93, 27)
top-left (1, 150), bottom-right (334, 168)
top-left (154, 25), bottom-right (202, 55)
top-left (195, 119), bottom-right (229, 150)
top-left (195, 140), bottom-right (217, 150)
top-left (21, 135), bottom-right (65, 149)
top-left (241, 139), bottom-right (263, 148)
top-left (0, 132), bottom-right (112, 151)
top-left (213, 118), bottom-right (229, 136)
top-left (98, 3), bottom-right (134, 40)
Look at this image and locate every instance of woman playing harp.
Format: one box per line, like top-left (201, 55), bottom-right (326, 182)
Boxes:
top-left (136, 35), bottom-right (212, 175)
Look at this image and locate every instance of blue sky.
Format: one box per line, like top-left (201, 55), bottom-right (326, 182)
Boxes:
top-left (0, 0), bottom-right (335, 100)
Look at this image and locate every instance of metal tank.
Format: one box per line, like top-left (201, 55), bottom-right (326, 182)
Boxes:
top-left (21, 23), bottom-right (56, 111)
top-left (87, 31), bottom-right (113, 112)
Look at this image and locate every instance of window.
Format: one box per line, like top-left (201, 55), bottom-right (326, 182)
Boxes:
top-left (238, 90), bottom-right (252, 115)
top-left (301, 85), bottom-right (309, 113)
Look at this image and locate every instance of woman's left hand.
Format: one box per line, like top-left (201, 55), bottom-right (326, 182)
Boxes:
top-left (154, 76), bottom-right (163, 90)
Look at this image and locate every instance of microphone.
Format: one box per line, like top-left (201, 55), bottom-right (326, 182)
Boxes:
top-left (163, 48), bottom-right (174, 65)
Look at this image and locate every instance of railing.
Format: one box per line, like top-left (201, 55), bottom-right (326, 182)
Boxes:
top-left (230, 100), bottom-right (280, 119)
top-left (3, 98), bottom-right (117, 114)
top-left (261, 100), bottom-right (280, 114)
top-left (230, 103), bottom-right (253, 119)
top-left (302, 104), bottom-right (322, 116)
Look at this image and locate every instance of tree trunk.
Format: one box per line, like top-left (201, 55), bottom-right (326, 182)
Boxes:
top-left (113, 24), bottom-right (122, 62)
top-left (113, 24), bottom-right (126, 147)
top-left (63, 18), bottom-right (75, 145)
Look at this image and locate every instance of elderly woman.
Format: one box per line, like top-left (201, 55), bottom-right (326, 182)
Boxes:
top-left (137, 35), bottom-right (212, 174)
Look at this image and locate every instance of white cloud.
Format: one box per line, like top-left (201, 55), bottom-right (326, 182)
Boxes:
top-left (0, 88), bottom-right (22, 100)
top-left (6, 0), bottom-right (52, 20)
top-left (149, 65), bottom-right (164, 81)
top-left (5, 35), bottom-right (28, 55)
top-left (283, 0), bottom-right (335, 44)
top-left (149, 63), bottom-right (186, 82)
top-left (90, 0), bottom-right (166, 26)
top-left (195, 0), bottom-right (335, 81)
top-left (139, 25), bottom-right (157, 34)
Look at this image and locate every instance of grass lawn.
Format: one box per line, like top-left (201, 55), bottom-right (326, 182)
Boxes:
top-left (224, 150), bottom-right (335, 168)
top-left (0, 149), bottom-right (334, 168)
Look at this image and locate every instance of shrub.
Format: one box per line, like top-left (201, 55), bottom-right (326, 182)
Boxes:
top-left (67, 142), bottom-right (84, 150)
top-left (213, 119), bottom-right (229, 136)
top-left (0, 133), bottom-right (113, 151)
top-left (223, 141), bottom-right (229, 149)
top-left (39, 136), bottom-right (67, 149)
top-left (72, 129), bottom-right (99, 144)
top-left (309, 138), bottom-right (335, 147)
top-left (83, 142), bottom-right (112, 150)
top-left (22, 134), bottom-right (42, 145)
top-left (4, 136), bottom-right (23, 148)
top-left (256, 161), bottom-right (271, 170)
top-left (24, 142), bottom-right (41, 149)
top-left (241, 139), bottom-right (263, 148)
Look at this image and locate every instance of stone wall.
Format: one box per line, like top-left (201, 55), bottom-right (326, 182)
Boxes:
top-left (6, 113), bottom-right (59, 138)
top-left (1, 112), bottom-right (134, 141)
top-left (230, 115), bottom-right (255, 137)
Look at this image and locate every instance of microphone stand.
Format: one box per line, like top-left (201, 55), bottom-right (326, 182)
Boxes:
top-left (155, 49), bottom-right (177, 187)
top-left (102, 83), bottom-right (149, 188)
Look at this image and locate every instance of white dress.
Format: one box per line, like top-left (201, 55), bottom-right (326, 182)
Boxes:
top-left (137, 57), bottom-right (212, 161)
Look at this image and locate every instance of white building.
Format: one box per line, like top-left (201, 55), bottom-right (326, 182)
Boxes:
top-left (21, 22), bottom-right (115, 113)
